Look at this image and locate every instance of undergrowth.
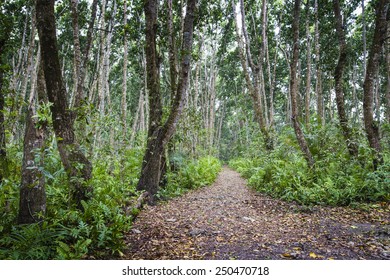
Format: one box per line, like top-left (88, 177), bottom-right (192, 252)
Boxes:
top-left (229, 124), bottom-right (390, 206)
top-left (0, 143), bottom-right (222, 259)
top-left (157, 156), bottom-right (222, 199)
top-left (0, 146), bottom-right (145, 259)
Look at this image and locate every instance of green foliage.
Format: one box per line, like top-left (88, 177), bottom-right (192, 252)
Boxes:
top-left (230, 125), bottom-right (390, 206)
top-left (0, 144), bottom-right (143, 260)
top-left (157, 156), bottom-right (222, 199)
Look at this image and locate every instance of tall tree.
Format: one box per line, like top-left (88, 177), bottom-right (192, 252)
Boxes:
top-left (363, 0), bottom-right (388, 169)
top-left (122, 0), bottom-right (129, 139)
top-left (136, 0), bottom-right (197, 202)
top-left (314, 0), bottom-right (323, 125)
top-left (18, 58), bottom-right (47, 224)
top-left (386, 18), bottom-right (390, 124)
top-left (232, 0), bottom-right (272, 150)
top-left (290, 0), bottom-right (315, 168)
top-left (304, 0), bottom-right (311, 127)
top-left (332, 0), bottom-right (358, 157)
top-left (72, 0), bottom-right (98, 111)
top-left (36, 0), bottom-right (92, 208)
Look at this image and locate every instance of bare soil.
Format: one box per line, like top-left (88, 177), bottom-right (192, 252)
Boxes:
top-left (123, 167), bottom-right (390, 260)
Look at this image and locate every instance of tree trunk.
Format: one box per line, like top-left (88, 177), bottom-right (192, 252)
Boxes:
top-left (352, 63), bottom-right (359, 124)
top-left (386, 19), bottom-right (390, 124)
top-left (168, 0), bottom-right (178, 102)
top-left (333, 0), bottom-right (358, 157)
top-left (363, 0), bottom-right (388, 169)
top-left (0, 66), bottom-right (7, 182)
top-left (260, 0), bottom-right (269, 128)
top-left (73, 0), bottom-right (98, 111)
top-left (122, 0), bottom-right (129, 139)
top-left (36, 0), bottom-right (92, 208)
top-left (362, 0), bottom-right (367, 75)
top-left (137, 0), bottom-right (197, 203)
top-left (70, 0), bottom-right (81, 108)
top-left (232, 0), bottom-right (272, 149)
top-left (129, 89), bottom-right (144, 146)
top-left (314, 0), bottom-right (323, 126)
top-left (305, 0), bottom-right (311, 127)
top-left (97, 0), bottom-right (107, 118)
top-left (18, 9), bottom-right (36, 118)
top-left (290, 0), bottom-right (315, 168)
top-left (18, 59), bottom-right (47, 224)
top-left (11, 11), bottom-right (28, 93)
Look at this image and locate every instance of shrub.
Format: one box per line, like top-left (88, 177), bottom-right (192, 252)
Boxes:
top-left (158, 156), bottom-right (222, 199)
top-left (0, 146), bottom-right (142, 259)
top-left (229, 125), bottom-right (390, 206)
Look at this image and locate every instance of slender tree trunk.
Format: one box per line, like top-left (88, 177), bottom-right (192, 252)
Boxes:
top-left (260, 0), bottom-right (269, 128)
top-left (0, 67), bottom-right (7, 182)
top-left (363, 0), bottom-right (388, 169)
top-left (209, 68), bottom-right (216, 147)
top-left (374, 66), bottom-right (380, 124)
top-left (18, 59), bottom-right (47, 224)
top-left (168, 0), bottom-right (178, 101)
top-left (122, 0), bottom-right (129, 139)
top-left (70, 0), bottom-right (81, 107)
top-left (362, 0), bottom-right (367, 75)
top-left (129, 90), bottom-right (144, 146)
top-left (280, 45), bottom-right (292, 124)
top-left (18, 9), bottom-right (36, 117)
top-left (137, 0), bottom-right (197, 203)
top-left (333, 0), bottom-right (358, 157)
top-left (36, 0), bottom-right (92, 208)
top-left (73, 0), bottom-right (98, 111)
top-left (305, 0), bottom-right (311, 127)
top-left (314, 0), bottom-right (323, 125)
top-left (290, 0), bottom-right (315, 168)
top-left (386, 19), bottom-right (390, 124)
top-left (106, 0), bottom-right (117, 150)
top-left (352, 63), bottom-right (360, 124)
top-left (233, 0), bottom-right (272, 149)
top-left (97, 0), bottom-right (107, 118)
top-left (11, 10), bottom-right (28, 93)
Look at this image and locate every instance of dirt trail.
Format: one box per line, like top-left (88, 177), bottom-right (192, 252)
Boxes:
top-left (123, 167), bottom-right (389, 259)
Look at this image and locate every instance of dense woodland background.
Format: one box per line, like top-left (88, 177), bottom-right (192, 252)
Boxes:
top-left (0, 0), bottom-right (389, 259)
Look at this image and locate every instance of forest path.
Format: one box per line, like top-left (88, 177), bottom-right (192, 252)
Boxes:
top-left (123, 167), bottom-right (389, 259)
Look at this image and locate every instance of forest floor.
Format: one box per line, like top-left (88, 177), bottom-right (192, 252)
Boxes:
top-left (123, 167), bottom-right (390, 260)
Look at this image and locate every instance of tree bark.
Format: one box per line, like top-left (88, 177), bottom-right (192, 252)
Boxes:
top-left (352, 63), bottom-right (359, 124)
top-left (333, 0), bottom-right (358, 157)
top-left (137, 0), bottom-right (197, 202)
top-left (363, 0), bottom-right (388, 169)
top-left (386, 19), bottom-right (390, 124)
top-left (73, 0), bottom-right (98, 111)
top-left (290, 0), bottom-right (315, 168)
top-left (168, 0), bottom-right (178, 102)
top-left (36, 0), bottom-right (92, 208)
top-left (70, 0), bottom-right (82, 108)
top-left (362, 0), bottom-right (367, 75)
top-left (232, 0), bottom-right (272, 149)
top-left (314, 0), bottom-right (323, 126)
top-left (18, 9), bottom-right (36, 117)
top-left (305, 0), bottom-right (311, 127)
top-left (122, 0), bottom-right (129, 139)
top-left (18, 58), bottom-right (47, 224)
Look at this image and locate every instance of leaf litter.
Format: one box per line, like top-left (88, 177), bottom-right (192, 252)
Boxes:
top-left (122, 167), bottom-right (390, 260)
